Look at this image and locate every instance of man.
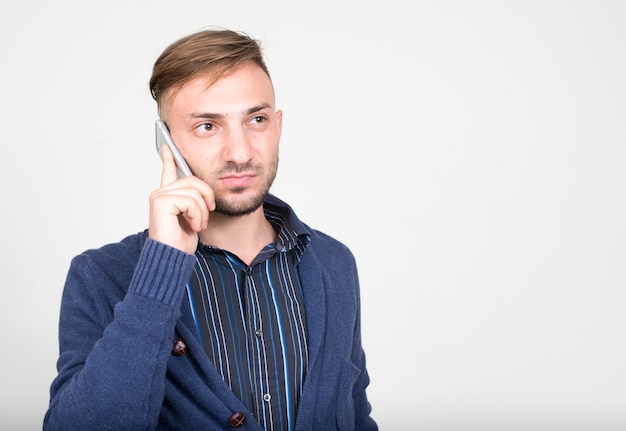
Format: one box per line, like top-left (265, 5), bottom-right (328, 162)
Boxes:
top-left (44, 28), bottom-right (377, 431)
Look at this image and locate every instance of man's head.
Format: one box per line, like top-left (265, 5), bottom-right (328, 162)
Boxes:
top-left (149, 29), bottom-right (282, 217)
top-left (150, 29), bottom-right (270, 116)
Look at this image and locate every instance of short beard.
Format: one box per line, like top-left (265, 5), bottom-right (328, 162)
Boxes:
top-left (212, 157), bottom-right (278, 217)
top-left (214, 189), bottom-right (268, 217)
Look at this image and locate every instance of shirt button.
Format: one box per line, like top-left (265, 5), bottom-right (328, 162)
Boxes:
top-left (246, 267), bottom-right (253, 276)
top-left (263, 393), bottom-right (271, 402)
top-left (229, 411), bottom-right (246, 427)
top-left (171, 338), bottom-right (188, 356)
top-left (255, 329), bottom-right (263, 338)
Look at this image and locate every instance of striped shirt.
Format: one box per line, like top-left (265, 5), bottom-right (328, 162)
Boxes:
top-left (186, 195), bottom-right (310, 431)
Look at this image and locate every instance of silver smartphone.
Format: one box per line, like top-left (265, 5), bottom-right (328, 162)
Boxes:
top-left (155, 119), bottom-right (193, 178)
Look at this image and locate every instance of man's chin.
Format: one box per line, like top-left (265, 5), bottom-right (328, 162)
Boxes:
top-left (213, 191), bottom-right (266, 217)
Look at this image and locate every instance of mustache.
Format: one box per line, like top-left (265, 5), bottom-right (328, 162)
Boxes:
top-left (213, 162), bottom-right (261, 177)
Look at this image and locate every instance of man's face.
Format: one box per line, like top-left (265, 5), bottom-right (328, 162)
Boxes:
top-left (162, 63), bottom-right (282, 217)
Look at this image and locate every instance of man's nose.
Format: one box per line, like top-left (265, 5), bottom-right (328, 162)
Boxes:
top-left (222, 126), bottom-right (253, 164)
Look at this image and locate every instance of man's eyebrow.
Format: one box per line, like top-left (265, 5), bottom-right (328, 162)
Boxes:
top-left (246, 103), bottom-right (272, 115)
top-left (189, 103), bottom-right (273, 120)
top-left (189, 112), bottom-right (223, 120)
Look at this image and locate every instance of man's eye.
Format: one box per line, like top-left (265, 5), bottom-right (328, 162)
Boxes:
top-left (252, 116), bottom-right (266, 124)
top-left (196, 123), bottom-right (213, 132)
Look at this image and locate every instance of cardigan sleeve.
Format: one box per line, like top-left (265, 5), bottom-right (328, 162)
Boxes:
top-left (44, 238), bottom-right (197, 431)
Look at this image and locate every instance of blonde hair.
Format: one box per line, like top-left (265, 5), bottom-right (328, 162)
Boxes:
top-left (149, 29), bottom-right (270, 111)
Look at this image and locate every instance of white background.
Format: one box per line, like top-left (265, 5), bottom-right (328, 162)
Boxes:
top-left (1, 1), bottom-right (625, 430)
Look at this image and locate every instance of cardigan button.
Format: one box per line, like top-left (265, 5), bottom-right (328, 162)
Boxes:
top-left (229, 411), bottom-right (246, 427)
top-left (171, 338), bottom-right (188, 356)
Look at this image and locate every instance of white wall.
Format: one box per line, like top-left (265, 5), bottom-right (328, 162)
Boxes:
top-left (1, 1), bottom-right (625, 429)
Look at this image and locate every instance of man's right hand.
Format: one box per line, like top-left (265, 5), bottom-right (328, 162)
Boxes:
top-left (148, 145), bottom-right (216, 254)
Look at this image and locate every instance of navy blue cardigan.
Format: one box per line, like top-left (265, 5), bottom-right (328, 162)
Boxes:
top-left (45, 228), bottom-right (377, 430)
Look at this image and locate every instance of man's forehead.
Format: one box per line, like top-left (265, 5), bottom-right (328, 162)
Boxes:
top-left (160, 64), bottom-right (275, 119)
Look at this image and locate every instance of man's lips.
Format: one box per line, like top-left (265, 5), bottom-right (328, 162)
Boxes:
top-left (219, 174), bottom-right (256, 188)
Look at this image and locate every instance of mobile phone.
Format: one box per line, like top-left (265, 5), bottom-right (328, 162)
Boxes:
top-left (155, 119), bottom-right (193, 178)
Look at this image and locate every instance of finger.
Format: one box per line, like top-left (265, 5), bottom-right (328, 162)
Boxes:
top-left (201, 182), bottom-right (216, 212)
top-left (149, 189), bottom-right (207, 247)
top-left (153, 182), bottom-right (212, 230)
top-left (160, 145), bottom-right (178, 187)
top-left (181, 194), bottom-right (210, 232)
top-left (185, 180), bottom-right (215, 223)
top-left (177, 175), bottom-right (217, 214)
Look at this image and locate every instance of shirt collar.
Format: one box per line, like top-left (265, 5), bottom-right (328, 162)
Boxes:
top-left (197, 194), bottom-right (311, 261)
top-left (263, 194), bottom-right (311, 254)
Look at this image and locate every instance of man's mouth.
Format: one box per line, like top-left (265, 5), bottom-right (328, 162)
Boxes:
top-left (220, 174), bottom-right (256, 188)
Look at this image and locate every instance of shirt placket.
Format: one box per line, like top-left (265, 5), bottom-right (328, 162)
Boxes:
top-left (244, 264), bottom-right (267, 422)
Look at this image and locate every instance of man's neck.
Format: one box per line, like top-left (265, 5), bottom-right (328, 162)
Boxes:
top-left (198, 207), bottom-right (276, 266)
